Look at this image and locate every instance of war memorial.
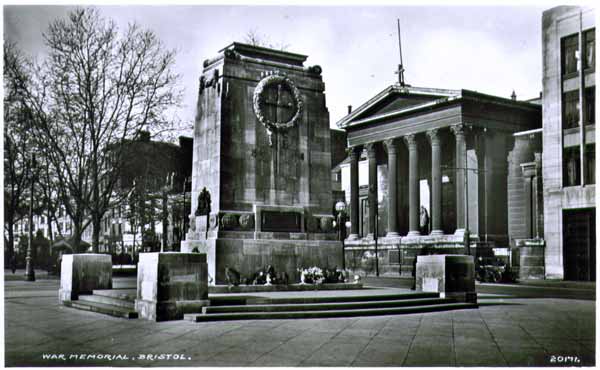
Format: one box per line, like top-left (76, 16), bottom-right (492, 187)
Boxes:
top-left (180, 42), bottom-right (343, 284)
top-left (55, 42), bottom-right (478, 322)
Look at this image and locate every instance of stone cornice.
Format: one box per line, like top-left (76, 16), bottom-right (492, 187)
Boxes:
top-left (219, 42), bottom-right (308, 66)
top-left (336, 85), bottom-right (460, 129)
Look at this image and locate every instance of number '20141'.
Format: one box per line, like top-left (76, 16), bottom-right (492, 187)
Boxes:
top-left (550, 355), bottom-right (580, 363)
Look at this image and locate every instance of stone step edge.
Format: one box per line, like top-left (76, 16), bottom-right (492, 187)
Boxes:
top-left (186, 302), bottom-right (478, 322)
top-left (66, 300), bottom-right (138, 319)
top-left (203, 297), bottom-right (452, 314)
top-left (78, 294), bottom-right (135, 309)
top-left (209, 282), bottom-right (363, 293)
top-left (93, 289), bottom-right (137, 300)
top-left (244, 292), bottom-right (440, 305)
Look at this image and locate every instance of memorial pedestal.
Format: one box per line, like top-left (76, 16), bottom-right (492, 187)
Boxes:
top-left (416, 254), bottom-right (476, 303)
top-left (135, 252), bottom-right (209, 321)
top-left (58, 254), bottom-right (112, 304)
top-left (515, 238), bottom-right (545, 280)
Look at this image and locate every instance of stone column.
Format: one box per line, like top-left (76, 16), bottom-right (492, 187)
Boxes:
top-left (384, 139), bottom-right (400, 237)
top-left (348, 146), bottom-right (361, 240)
top-left (366, 143), bottom-right (378, 239)
top-left (404, 134), bottom-right (420, 236)
top-left (451, 124), bottom-right (466, 232)
top-left (521, 165), bottom-right (534, 239)
top-left (533, 153), bottom-right (543, 239)
top-left (427, 129), bottom-right (443, 235)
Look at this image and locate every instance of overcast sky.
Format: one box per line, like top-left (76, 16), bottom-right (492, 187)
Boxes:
top-left (4, 4), bottom-right (546, 136)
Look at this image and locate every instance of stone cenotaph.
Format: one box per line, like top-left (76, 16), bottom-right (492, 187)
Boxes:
top-left (181, 43), bottom-right (342, 284)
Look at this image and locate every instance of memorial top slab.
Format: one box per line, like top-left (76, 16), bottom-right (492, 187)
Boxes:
top-left (219, 42), bottom-right (308, 66)
top-left (417, 254), bottom-right (474, 264)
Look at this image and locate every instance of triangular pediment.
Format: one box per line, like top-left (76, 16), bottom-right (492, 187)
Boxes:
top-left (337, 85), bottom-right (461, 128)
top-left (353, 93), bottom-right (440, 121)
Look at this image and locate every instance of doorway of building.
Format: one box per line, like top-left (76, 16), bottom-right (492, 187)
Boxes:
top-left (563, 208), bottom-right (596, 281)
top-left (360, 197), bottom-right (369, 238)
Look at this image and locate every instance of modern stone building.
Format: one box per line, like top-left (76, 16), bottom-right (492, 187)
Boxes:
top-left (182, 43), bottom-right (343, 283)
top-left (540, 6), bottom-right (595, 281)
top-left (337, 85), bottom-right (541, 276)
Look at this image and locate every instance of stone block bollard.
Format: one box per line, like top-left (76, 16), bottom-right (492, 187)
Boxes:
top-left (58, 254), bottom-right (113, 304)
top-left (416, 254), bottom-right (476, 303)
top-left (135, 252), bottom-right (209, 321)
top-left (516, 239), bottom-right (545, 280)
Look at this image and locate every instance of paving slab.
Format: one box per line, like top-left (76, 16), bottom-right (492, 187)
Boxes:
top-left (3, 278), bottom-right (596, 367)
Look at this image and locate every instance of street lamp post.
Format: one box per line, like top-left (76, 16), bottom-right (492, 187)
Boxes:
top-left (182, 176), bottom-right (190, 241)
top-left (374, 203), bottom-right (379, 277)
top-left (161, 173), bottom-right (175, 252)
top-left (335, 201), bottom-right (347, 271)
top-left (25, 153), bottom-right (36, 282)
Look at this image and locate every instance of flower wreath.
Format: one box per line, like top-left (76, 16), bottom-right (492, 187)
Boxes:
top-left (252, 74), bottom-right (304, 133)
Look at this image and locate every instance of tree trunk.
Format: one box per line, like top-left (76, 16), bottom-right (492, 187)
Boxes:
top-left (46, 211), bottom-right (53, 242)
top-left (72, 223), bottom-right (82, 253)
top-left (92, 214), bottom-right (101, 254)
top-left (6, 222), bottom-right (15, 262)
top-left (132, 227), bottom-right (136, 261)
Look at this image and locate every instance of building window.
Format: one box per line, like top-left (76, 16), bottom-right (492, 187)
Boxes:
top-left (585, 87), bottom-right (595, 125)
top-left (562, 34), bottom-right (579, 75)
top-left (586, 144), bottom-right (595, 185)
top-left (563, 147), bottom-right (581, 187)
top-left (584, 29), bottom-right (595, 70)
top-left (563, 90), bottom-right (580, 129)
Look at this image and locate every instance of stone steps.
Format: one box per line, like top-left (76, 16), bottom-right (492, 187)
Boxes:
top-left (78, 292), bottom-right (136, 310)
top-left (185, 301), bottom-right (478, 322)
top-left (202, 297), bottom-right (451, 314)
top-left (209, 282), bottom-right (363, 294)
top-left (92, 288), bottom-right (137, 302)
top-left (65, 299), bottom-right (138, 319)
top-left (243, 292), bottom-right (439, 305)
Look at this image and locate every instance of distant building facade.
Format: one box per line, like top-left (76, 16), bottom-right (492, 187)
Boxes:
top-left (541, 6), bottom-right (595, 280)
top-left (13, 134), bottom-right (193, 256)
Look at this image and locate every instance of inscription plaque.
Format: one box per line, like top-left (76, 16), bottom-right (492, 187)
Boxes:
top-left (261, 211), bottom-right (301, 232)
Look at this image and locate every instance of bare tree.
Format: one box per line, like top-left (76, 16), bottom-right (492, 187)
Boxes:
top-left (38, 8), bottom-right (183, 252)
top-left (243, 28), bottom-right (290, 51)
top-left (3, 43), bottom-right (35, 261)
top-left (4, 8), bottom-right (184, 253)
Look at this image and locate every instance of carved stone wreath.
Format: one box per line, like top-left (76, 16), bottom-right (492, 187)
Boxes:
top-left (253, 74), bottom-right (303, 134)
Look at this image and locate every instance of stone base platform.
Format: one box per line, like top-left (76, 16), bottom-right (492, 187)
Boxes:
top-left (182, 238), bottom-right (343, 285)
top-left (135, 252), bottom-right (209, 321)
top-left (59, 254), bottom-right (112, 304)
top-left (416, 254), bottom-right (476, 303)
top-left (209, 282), bottom-right (362, 294)
top-left (343, 234), bottom-right (472, 278)
top-left (514, 238), bottom-right (545, 280)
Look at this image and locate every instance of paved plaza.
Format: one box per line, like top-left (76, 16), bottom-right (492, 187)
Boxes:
top-left (3, 274), bottom-right (595, 367)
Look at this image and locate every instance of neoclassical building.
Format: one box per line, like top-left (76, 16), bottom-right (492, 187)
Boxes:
top-left (337, 85), bottom-right (541, 276)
